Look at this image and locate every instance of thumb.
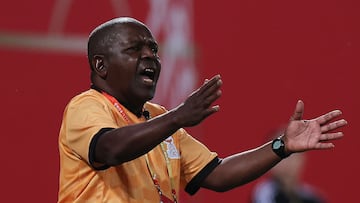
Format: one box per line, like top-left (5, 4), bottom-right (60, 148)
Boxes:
top-left (290, 100), bottom-right (304, 121)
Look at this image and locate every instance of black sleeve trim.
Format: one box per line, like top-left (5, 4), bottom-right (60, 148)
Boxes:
top-left (185, 157), bottom-right (222, 195)
top-left (88, 127), bottom-right (115, 170)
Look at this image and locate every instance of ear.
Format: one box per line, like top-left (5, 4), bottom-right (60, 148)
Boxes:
top-left (92, 54), bottom-right (107, 79)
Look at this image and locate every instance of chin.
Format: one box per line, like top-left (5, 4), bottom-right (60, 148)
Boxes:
top-left (140, 93), bottom-right (155, 102)
top-left (146, 95), bottom-right (155, 101)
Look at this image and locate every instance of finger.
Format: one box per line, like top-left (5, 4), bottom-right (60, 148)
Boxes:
top-left (290, 100), bottom-right (304, 121)
top-left (320, 119), bottom-right (348, 133)
top-left (203, 105), bottom-right (220, 118)
top-left (318, 132), bottom-right (344, 142)
top-left (198, 75), bottom-right (221, 96)
top-left (203, 88), bottom-right (222, 106)
top-left (203, 75), bottom-right (221, 87)
top-left (316, 110), bottom-right (343, 125)
top-left (314, 142), bottom-right (335, 149)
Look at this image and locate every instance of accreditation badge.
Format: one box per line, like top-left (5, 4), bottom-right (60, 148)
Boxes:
top-left (164, 136), bottom-right (180, 159)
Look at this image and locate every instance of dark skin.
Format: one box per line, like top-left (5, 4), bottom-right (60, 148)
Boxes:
top-left (89, 17), bottom-right (347, 192)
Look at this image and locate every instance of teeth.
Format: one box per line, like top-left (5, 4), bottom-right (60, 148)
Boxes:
top-left (145, 68), bottom-right (154, 73)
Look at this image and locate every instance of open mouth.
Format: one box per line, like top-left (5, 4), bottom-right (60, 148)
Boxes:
top-left (140, 68), bottom-right (156, 85)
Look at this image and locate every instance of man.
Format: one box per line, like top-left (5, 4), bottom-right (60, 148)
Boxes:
top-left (58, 17), bottom-right (347, 203)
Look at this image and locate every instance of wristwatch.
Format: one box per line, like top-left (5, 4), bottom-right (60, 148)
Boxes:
top-left (271, 138), bottom-right (289, 159)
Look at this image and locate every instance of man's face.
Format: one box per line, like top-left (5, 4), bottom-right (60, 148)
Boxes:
top-left (104, 22), bottom-right (161, 105)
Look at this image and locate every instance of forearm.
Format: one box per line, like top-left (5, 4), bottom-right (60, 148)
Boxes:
top-left (95, 110), bottom-right (181, 165)
top-left (202, 142), bottom-right (281, 192)
top-left (95, 75), bottom-right (223, 166)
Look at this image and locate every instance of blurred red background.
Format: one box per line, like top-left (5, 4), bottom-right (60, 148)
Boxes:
top-left (0, 0), bottom-right (358, 202)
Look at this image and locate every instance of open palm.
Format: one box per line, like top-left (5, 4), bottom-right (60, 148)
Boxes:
top-left (283, 100), bottom-right (347, 153)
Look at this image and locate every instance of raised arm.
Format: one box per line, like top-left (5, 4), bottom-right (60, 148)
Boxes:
top-left (95, 75), bottom-right (223, 166)
top-left (201, 100), bottom-right (347, 192)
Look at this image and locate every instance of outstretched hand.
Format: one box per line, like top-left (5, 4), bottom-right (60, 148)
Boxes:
top-left (172, 74), bottom-right (222, 127)
top-left (283, 100), bottom-right (348, 154)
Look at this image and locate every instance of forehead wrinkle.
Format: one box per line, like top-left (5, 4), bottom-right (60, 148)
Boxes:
top-left (100, 31), bottom-right (128, 55)
top-left (102, 32), bottom-right (123, 46)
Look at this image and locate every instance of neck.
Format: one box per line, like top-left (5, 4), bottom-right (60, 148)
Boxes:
top-left (121, 101), bottom-right (144, 118)
top-left (91, 84), bottom-right (145, 117)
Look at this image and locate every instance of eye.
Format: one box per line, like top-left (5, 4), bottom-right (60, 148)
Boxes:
top-left (129, 45), bottom-right (141, 51)
top-left (149, 43), bottom-right (158, 54)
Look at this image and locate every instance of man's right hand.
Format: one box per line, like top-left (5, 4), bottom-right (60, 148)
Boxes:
top-left (171, 74), bottom-right (223, 127)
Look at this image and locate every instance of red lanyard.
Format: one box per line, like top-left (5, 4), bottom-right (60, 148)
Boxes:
top-left (102, 92), bottom-right (177, 203)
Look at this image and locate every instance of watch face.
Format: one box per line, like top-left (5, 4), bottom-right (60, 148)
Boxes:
top-left (272, 138), bottom-right (287, 158)
top-left (273, 140), bottom-right (282, 149)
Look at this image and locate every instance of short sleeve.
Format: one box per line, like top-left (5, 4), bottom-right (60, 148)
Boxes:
top-left (63, 94), bottom-right (120, 165)
top-left (178, 129), bottom-right (219, 194)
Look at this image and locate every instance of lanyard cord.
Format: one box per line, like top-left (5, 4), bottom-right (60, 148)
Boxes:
top-left (160, 143), bottom-right (177, 202)
top-left (102, 92), bottom-right (177, 203)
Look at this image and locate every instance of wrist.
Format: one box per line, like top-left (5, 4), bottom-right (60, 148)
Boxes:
top-left (271, 137), bottom-right (290, 159)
